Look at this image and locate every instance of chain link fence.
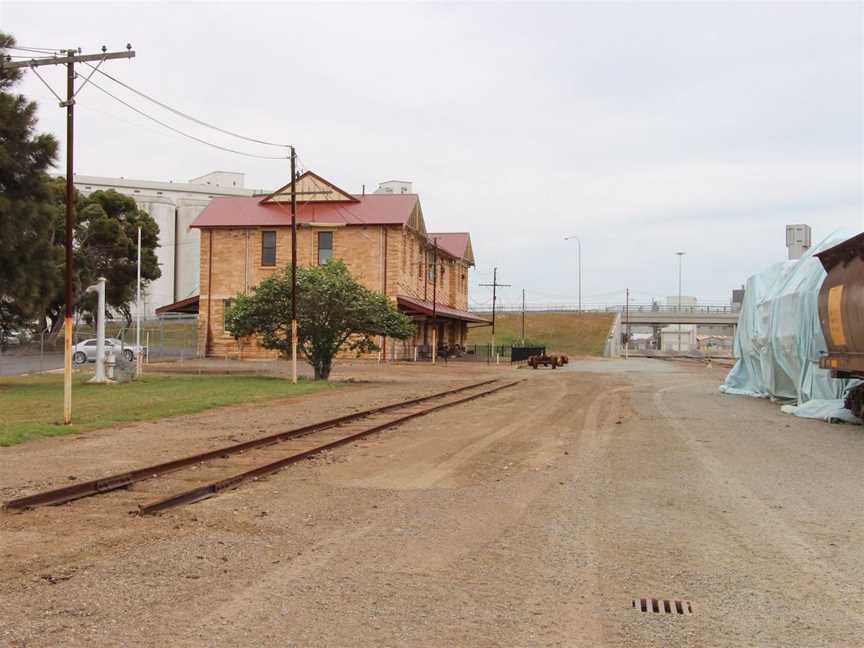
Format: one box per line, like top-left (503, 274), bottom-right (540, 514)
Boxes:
top-left (0, 315), bottom-right (199, 376)
top-left (388, 343), bottom-right (545, 364)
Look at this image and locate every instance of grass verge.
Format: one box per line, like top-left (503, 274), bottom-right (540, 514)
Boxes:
top-left (467, 312), bottom-right (615, 356)
top-left (0, 372), bottom-right (332, 446)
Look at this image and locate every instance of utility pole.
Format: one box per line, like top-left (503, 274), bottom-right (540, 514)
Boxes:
top-left (4, 46), bottom-right (136, 423)
top-left (564, 235), bottom-right (582, 312)
top-left (676, 251), bottom-right (685, 353)
top-left (624, 287), bottom-right (629, 359)
top-left (290, 147), bottom-right (298, 383)
top-left (431, 237), bottom-right (438, 364)
top-left (521, 288), bottom-right (526, 346)
top-left (479, 268), bottom-right (511, 363)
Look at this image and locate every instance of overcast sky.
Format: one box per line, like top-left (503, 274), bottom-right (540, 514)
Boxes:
top-left (3, 1), bottom-right (862, 308)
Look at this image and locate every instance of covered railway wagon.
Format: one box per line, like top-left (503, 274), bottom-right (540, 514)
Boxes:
top-left (816, 232), bottom-right (864, 418)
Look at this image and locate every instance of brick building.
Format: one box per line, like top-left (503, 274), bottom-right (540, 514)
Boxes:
top-left (164, 171), bottom-right (485, 358)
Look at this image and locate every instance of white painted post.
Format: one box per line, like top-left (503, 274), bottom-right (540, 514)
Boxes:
top-left (85, 277), bottom-right (107, 383)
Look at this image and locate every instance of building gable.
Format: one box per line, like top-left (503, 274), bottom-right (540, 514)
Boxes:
top-left (427, 232), bottom-right (475, 267)
top-left (462, 237), bottom-right (476, 266)
top-left (260, 171), bottom-right (359, 204)
top-left (407, 203), bottom-right (427, 235)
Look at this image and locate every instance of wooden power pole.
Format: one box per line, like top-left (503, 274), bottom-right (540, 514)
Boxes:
top-left (625, 287), bottom-right (630, 359)
top-left (3, 47), bottom-right (136, 423)
top-left (290, 147), bottom-right (298, 383)
top-left (521, 288), bottom-right (526, 346)
top-left (479, 268), bottom-right (511, 363)
top-left (431, 237), bottom-right (438, 364)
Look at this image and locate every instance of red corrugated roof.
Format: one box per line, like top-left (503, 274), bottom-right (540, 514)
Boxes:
top-left (429, 232), bottom-right (470, 260)
top-left (397, 295), bottom-right (489, 324)
top-left (190, 193), bottom-right (418, 229)
top-left (155, 295), bottom-right (199, 315)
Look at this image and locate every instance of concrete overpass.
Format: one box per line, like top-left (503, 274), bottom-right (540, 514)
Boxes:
top-left (622, 307), bottom-right (740, 326)
top-left (488, 304), bottom-right (741, 327)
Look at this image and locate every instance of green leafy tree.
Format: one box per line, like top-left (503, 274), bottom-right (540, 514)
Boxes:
top-left (29, 182), bottom-right (162, 337)
top-left (225, 261), bottom-right (415, 380)
top-left (56, 188), bottom-right (161, 330)
top-left (0, 32), bottom-right (64, 342)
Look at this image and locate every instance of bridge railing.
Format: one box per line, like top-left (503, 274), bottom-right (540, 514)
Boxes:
top-left (471, 303), bottom-right (740, 314)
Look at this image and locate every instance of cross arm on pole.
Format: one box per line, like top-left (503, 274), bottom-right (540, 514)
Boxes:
top-left (1, 50), bottom-right (135, 69)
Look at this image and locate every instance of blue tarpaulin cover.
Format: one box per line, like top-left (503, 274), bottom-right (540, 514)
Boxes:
top-left (720, 229), bottom-right (862, 424)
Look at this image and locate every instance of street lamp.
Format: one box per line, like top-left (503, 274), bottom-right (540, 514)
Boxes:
top-left (676, 251), bottom-right (685, 352)
top-left (564, 235), bottom-right (582, 312)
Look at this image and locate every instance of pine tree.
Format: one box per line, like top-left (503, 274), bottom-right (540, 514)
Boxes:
top-left (0, 32), bottom-right (64, 345)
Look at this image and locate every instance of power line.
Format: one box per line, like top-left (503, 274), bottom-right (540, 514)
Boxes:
top-left (83, 62), bottom-right (291, 149)
top-left (85, 77), bottom-right (290, 160)
top-left (4, 45), bottom-right (65, 54)
top-left (3, 54), bottom-right (60, 59)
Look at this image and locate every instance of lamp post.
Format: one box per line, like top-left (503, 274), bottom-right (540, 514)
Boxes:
top-left (676, 251), bottom-right (685, 352)
top-left (136, 227), bottom-right (142, 376)
top-left (564, 235), bottom-right (582, 312)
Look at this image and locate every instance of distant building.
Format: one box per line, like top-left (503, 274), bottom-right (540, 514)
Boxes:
top-left (74, 171), bottom-right (269, 317)
top-left (666, 295), bottom-right (698, 308)
top-left (732, 286), bottom-right (745, 310)
top-left (661, 324), bottom-right (697, 352)
top-left (786, 224), bottom-right (812, 260)
top-left (374, 180), bottom-right (413, 195)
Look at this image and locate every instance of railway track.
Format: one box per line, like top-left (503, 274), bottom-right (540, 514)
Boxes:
top-left (4, 379), bottom-right (519, 516)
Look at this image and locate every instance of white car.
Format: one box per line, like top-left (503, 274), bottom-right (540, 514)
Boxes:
top-left (72, 338), bottom-right (146, 364)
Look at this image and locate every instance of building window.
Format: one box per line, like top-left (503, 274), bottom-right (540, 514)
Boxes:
top-left (318, 231), bottom-right (333, 265)
top-left (261, 231), bottom-right (276, 266)
top-left (223, 299), bottom-right (233, 328)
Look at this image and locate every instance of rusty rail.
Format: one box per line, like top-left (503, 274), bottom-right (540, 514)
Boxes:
top-left (3, 379), bottom-right (501, 512)
top-left (139, 380), bottom-right (520, 515)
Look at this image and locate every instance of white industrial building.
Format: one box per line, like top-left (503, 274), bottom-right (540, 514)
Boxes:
top-left (74, 171), bottom-right (268, 317)
top-left (661, 295), bottom-right (698, 352)
top-left (374, 180), bottom-right (413, 195)
top-left (785, 224), bottom-right (812, 260)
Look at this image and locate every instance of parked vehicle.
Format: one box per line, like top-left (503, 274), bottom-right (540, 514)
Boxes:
top-left (527, 353), bottom-right (569, 369)
top-left (1, 331), bottom-right (23, 350)
top-left (72, 338), bottom-right (146, 364)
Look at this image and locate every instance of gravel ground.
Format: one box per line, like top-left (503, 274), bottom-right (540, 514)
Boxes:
top-left (1, 358), bottom-right (862, 647)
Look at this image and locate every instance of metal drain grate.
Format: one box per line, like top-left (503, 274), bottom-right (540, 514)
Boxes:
top-left (632, 598), bottom-right (693, 615)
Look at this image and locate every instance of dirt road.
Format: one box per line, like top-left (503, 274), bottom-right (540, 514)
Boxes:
top-left (1, 359), bottom-right (862, 647)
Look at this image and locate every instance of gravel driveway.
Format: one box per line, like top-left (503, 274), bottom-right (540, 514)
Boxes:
top-left (1, 359), bottom-right (861, 646)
